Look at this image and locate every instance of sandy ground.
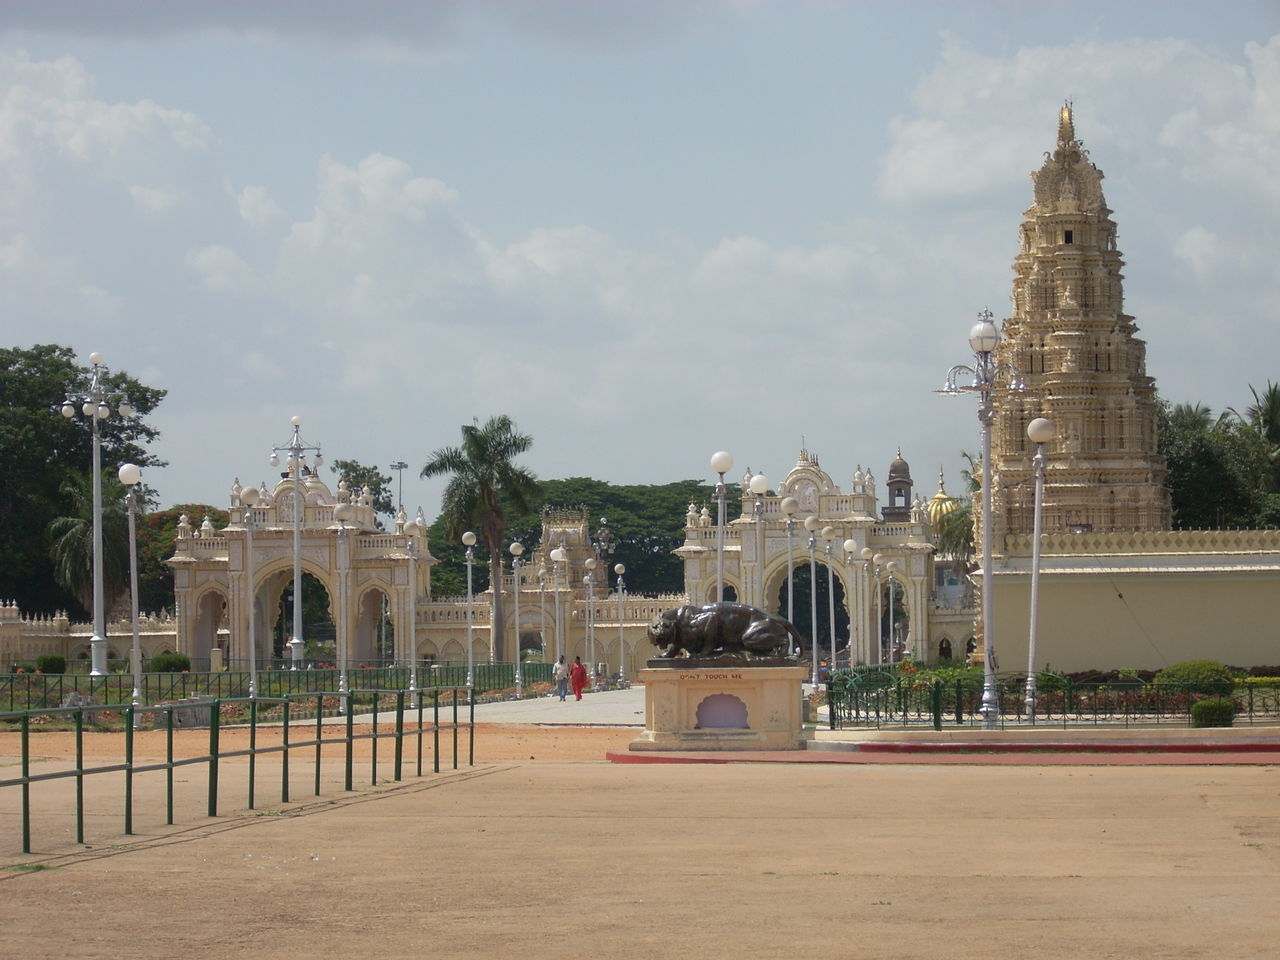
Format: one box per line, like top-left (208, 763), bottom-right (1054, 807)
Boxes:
top-left (3, 722), bottom-right (1280, 960)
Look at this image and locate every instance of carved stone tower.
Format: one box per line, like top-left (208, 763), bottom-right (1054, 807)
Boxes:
top-left (990, 105), bottom-right (1171, 542)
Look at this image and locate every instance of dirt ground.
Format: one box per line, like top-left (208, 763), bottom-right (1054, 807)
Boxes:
top-left (3, 723), bottom-right (1280, 960)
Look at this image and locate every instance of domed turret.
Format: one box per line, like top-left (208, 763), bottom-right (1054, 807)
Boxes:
top-left (926, 468), bottom-right (961, 527)
top-left (882, 448), bottom-right (914, 522)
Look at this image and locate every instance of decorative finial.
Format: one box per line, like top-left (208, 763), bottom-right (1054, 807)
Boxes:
top-left (1058, 101), bottom-right (1075, 145)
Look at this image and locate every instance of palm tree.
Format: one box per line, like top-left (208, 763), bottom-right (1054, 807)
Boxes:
top-left (1226, 382), bottom-right (1280, 489)
top-left (422, 415), bottom-right (538, 660)
top-left (47, 472), bottom-right (131, 618)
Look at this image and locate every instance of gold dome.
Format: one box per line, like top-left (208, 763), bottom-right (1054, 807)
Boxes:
top-left (926, 469), bottom-right (961, 525)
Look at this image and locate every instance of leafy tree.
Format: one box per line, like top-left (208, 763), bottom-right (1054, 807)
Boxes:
top-left (422, 415), bottom-right (538, 659)
top-left (1227, 381), bottom-right (1280, 489)
top-left (1158, 398), bottom-right (1274, 528)
top-left (136, 505), bottom-right (229, 612)
top-left (330, 458), bottom-right (394, 528)
top-left (0, 344), bottom-right (165, 615)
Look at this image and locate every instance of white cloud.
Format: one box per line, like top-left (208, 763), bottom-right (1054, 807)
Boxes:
top-left (128, 183), bottom-right (182, 213)
top-left (233, 184), bottom-right (284, 229)
top-left (186, 244), bottom-right (254, 292)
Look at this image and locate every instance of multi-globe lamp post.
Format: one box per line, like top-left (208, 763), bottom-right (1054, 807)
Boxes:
top-left (510, 541), bottom-right (525, 698)
top-left (60, 352), bottom-right (135, 676)
top-left (939, 308), bottom-right (1023, 729)
top-left (1024, 416), bottom-right (1055, 722)
top-left (118, 463), bottom-right (143, 725)
top-left (269, 416), bottom-right (322, 670)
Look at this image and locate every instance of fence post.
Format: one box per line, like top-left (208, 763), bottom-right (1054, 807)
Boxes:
top-left (207, 699), bottom-right (220, 818)
top-left (394, 691), bottom-right (405, 782)
top-left (932, 679), bottom-right (943, 731)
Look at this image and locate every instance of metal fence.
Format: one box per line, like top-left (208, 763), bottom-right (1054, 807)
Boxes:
top-left (1, 661), bottom-right (555, 713)
top-left (0, 686), bottom-right (475, 854)
top-left (826, 673), bottom-right (1280, 730)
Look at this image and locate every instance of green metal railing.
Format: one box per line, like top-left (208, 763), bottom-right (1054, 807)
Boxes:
top-left (1, 660), bottom-right (557, 712)
top-left (0, 686), bottom-right (474, 854)
top-left (826, 673), bottom-right (1280, 730)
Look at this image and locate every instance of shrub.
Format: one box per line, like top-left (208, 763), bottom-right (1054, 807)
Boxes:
top-left (36, 654), bottom-right (66, 674)
top-left (1153, 659), bottom-right (1234, 697)
top-left (14, 663), bottom-right (36, 674)
top-left (1191, 697), bottom-right (1235, 728)
top-left (149, 652), bottom-right (191, 673)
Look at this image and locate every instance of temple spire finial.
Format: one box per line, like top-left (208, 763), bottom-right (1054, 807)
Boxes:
top-left (1058, 100), bottom-right (1075, 145)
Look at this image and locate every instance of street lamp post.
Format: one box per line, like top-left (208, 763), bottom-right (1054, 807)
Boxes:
top-left (60, 352), bottom-right (135, 676)
top-left (1024, 417), bottom-right (1055, 722)
top-left (118, 463), bottom-right (143, 726)
top-left (822, 527), bottom-right (839, 674)
top-left (886, 560), bottom-right (900, 664)
top-left (550, 545), bottom-right (567, 662)
top-left (871, 552), bottom-right (885, 665)
top-left (939, 308), bottom-right (1022, 729)
top-left (463, 531), bottom-right (477, 688)
top-left (241, 484), bottom-right (262, 698)
top-left (538, 567), bottom-right (548, 663)
top-left (510, 541), bottom-right (525, 698)
top-left (584, 558), bottom-right (597, 681)
top-left (804, 515), bottom-right (821, 687)
top-left (749, 473), bottom-right (769, 608)
top-left (781, 498), bottom-right (799, 649)
top-left (389, 460), bottom-right (408, 512)
top-left (710, 451), bottom-right (733, 602)
top-left (614, 563), bottom-right (627, 682)
top-left (269, 416), bottom-right (322, 670)
top-left (843, 539), bottom-right (859, 663)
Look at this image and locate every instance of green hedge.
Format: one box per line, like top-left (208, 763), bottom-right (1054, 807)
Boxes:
top-left (1153, 660), bottom-right (1235, 697)
top-left (149, 652), bottom-right (191, 673)
top-left (1190, 697), bottom-right (1235, 728)
top-left (35, 654), bottom-right (66, 674)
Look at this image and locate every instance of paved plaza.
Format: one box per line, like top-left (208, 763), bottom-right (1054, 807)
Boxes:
top-left (4, 688), bottom-right (1280, 959)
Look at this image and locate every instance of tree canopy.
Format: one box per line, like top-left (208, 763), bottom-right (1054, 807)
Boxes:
top-left (0, 344), bottom-right (166, 616)
top-left (330, 458), bottom-right (394, 528)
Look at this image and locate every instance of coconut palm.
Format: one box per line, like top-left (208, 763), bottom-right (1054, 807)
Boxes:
top-left (1226, 382), bottom-right (1280, 489)
top-left (47, 472), bottom-right (131, 618)
top-left (421, 415), bottom-right (538, 660)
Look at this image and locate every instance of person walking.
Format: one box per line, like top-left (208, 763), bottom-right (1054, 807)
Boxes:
top-left (552, 655), bottom-right (569, 701)
top-left (569, 655), bottom-right (589, 702)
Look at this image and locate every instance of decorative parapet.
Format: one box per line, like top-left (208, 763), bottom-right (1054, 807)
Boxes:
top-left (1003, 528), bottom-right (1280, 558)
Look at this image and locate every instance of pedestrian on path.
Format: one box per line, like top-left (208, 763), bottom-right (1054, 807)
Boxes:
top-left (570, 656), bottom-right (589, 701)
top-left (552, 655), bottom-right (569, 701)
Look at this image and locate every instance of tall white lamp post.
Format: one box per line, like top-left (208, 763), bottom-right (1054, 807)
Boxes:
top-left (871, 552), bottom-right (885, 664)
top-left (583, 557), bottom-right (597, 681)
top-left (614, 563), bottom-right (627, 681)
top-left (61, 352), bottom-right (135, 676)
top-left (781, 497), bottom-right (800, 647)
top-left (462, 531), bottom-right (477, 688)
top-left (749, 473), bottom-right (769, 608)
top-left (510, 541), bottom-right (525, 698)
top-left (821, 527), bottom-right (838, 672)
top-left (269, 416), bottom-right (322, 670)
top-left (940, 309), bottom-right (1021, 729)
top-left (886, 560), bottom-right (900, 664)
top-left (538, 567), bottom-right (548, 662)
top-left (118, 463), bottom-right (143, 725)
top-left (843, 539), bottom-right (860, 662)
top-left (550, 545), bottom-right (567, 661)
top-left (1024, 416), bottom-right (1054, 722)
top-left (241, 484), bottom-right (261, 698)
top-left (403, 514), bottom-right (423, 678)
top-left (804, 515), bottom-right (821, 687)
top-left (710, 451), bottom-right (733, 602)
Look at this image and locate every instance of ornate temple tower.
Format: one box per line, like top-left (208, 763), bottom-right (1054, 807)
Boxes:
top-left (989, 105), bottom-right (1171, 543)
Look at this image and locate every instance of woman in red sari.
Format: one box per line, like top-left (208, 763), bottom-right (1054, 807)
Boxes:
top-left (569, 656), bottom-right (589, 701)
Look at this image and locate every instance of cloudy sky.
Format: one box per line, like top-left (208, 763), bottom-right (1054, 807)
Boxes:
top-left (4, 1), bottom-right (1278, 523)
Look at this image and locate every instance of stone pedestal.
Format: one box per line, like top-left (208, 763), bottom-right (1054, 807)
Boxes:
top-left (630, 663), bottom-right (808, 752)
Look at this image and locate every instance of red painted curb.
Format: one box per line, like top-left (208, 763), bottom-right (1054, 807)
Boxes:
top-left (851, 740), bottom-right (1280, 754)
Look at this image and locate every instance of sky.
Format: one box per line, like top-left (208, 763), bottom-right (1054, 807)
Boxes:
top-left (3, 0), bottom-right (1279, 525)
